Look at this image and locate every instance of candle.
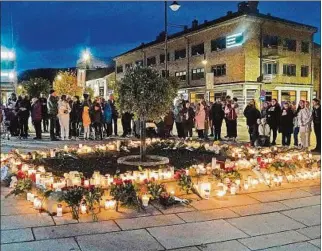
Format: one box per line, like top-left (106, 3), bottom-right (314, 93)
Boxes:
top-left (80, 204), bottom-right (87, 214)
top-left (142, 194), bottom-right (149, 207)
top-left (27, 192), bottom-right (32, 201)
top-left (230, 186), bottom-right (237, 195)
top-left (217, 189), bottom-right (226, 197)
top-left (29, 193), bottom-right (35, 203)
top-left (170, 190), bottom-right (175, 196)
top-left (309, 153), bottom-right (313, 159)
top-left (243, 181), bottom-right (249, 190)
top-left (199, 183), bottom-right (211, 199)
top-left (235, 179), bottom-right (241, 186)
top-left (36, 173), bottom-right (41, 185)
top-left (237, 153), bottom-right (242, 159)
top-left (50, 149), bottom-right (55, 158)
top-left (33, 197), bottom-right (42, 210)
top-left (211, 158), bottom-right (217, 170)
top-left (79, 144), bottom-right (83, 149)
top-left (251, 178), bottom-right (259, 187)
top-left (56, 204), bottom-right (63, 217)
top-left (104, 200), bottom-right (116, 210)
top-left (32, 153), bottom-right (36, 160)
top-left (84, 179), bottom-right (89, 187)
top-left (116, 140), bottom-right (121, 151)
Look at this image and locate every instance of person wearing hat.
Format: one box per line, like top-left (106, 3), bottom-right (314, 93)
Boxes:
top-left (312, 98), bottom-right (321, 152)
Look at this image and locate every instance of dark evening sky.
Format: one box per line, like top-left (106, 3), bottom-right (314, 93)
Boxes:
top-left (1, 1), bottom-right (321, 72)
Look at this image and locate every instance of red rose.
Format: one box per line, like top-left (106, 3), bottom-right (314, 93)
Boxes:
top-left (17, 164), bottom-right (22, 170)
top-left (113, 178), bottom-right (123, 185)
top-left (260, 162), bottom-right (267, 169)
top-left (174, 172), bottom-right (181, 180)
top-left (29, 173), bottom-right (36, 182)
top-left (16, 170), bottom-right (26, 180)
top-left (257, 157), bottom-right (262, 163)
top-left (143, 178), bottom-right (149, 184)
top-left (124, 179), bottom-right (132, 184)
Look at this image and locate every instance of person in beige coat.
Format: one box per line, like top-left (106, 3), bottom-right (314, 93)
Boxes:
top-left (298, 101), bottom-right (312, 148)
top-left (58, 95), bottom-right (71, 140)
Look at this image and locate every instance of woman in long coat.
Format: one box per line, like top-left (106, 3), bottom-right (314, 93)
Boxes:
top-left (298, 101), bottom-right (312, 148)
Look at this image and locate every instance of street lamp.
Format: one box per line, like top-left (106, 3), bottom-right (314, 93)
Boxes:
top-left (82, 50), bottom-right (90, 61)
top-left (164, 1), bottom-right (181, 77)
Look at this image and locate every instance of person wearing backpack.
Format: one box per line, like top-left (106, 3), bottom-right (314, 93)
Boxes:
top-left (225, 100), bottom-right (238, 141)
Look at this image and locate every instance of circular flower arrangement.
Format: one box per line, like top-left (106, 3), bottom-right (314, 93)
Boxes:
top-left (1, 139), bottom-right (320, 221)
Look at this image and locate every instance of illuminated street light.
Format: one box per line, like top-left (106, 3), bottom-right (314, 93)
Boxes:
top-left (202, 59), bottom-right (208, 65)
top-left (18, 85), bottom-right (22, 89)
top-left (169, 1), bottom-right (181, 11)
top-left (8, 72), bottom-right (15, 80)
top-left (8, 51), bottom-right (15, 60)
top-left (82, 50), bottom-right (91, 61)
top-left (57, 75), bottom-right (62, 81)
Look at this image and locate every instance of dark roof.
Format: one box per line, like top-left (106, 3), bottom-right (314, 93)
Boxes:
top-left (115, 11), bottom-right (317, 59)
top-left (85, 67), bottom-right (115, 81)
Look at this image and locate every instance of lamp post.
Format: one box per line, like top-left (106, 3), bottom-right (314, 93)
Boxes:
top-left (164, 1), bottom-right (181, 78)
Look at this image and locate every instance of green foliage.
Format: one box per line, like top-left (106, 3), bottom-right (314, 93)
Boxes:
top-left (84, 186), bottom-right (104, 221)
top-left (59, 186), bottom-right (85, 220)
top-left (174, 169), bottom-right (194, 194)
top-left (19, 78), bottom-right (51, 98)
top-left (144, 179), bottom-right (167, 200)
top-left (116, 66), bottom-right (178, 120)
top-left (5, 178), bottom-right (32, 198)
top-left (212, 169), bottom-right (241, 182)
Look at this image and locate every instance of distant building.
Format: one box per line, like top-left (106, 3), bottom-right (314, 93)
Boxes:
top-left (114, 1), bottom-right (318, 109)
top-left (313, 43), bottom-right (321, 99)
top-left (1, 45), bottom-right (16, 103)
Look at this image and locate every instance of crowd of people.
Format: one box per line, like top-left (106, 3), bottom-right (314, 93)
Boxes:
top-left (0, 91), bottom-right (320, 152)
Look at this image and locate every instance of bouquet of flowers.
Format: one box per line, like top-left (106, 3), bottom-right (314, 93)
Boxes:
top-left (142, 178), bottom-right (166, 200)
top-left (174, 169), bottom-right (202, 198)
top-left (59, 186), bottom-right (85, 220)
top-left (84, 185), bottom-right (104, 221)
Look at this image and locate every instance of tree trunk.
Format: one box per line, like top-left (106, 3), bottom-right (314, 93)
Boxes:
top-left (140, 117), bottom-right (146, 162)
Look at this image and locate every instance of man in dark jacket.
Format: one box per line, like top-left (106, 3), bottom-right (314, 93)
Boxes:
top-left (109, 94), bottom-right (118, 136)
top-left (211, 98), bottom-right (225, 141)
top-left (91, 101), bottom-right (103, 140)
top-left (31, 98), bottom-right (43, 139)
top-left (121, 112), bottom-right (133, 137)
top-left (47, 89), bottom-right (59, 141)
top-left (243, 100), bottom-right (261, 146)
top-left (39, 93), bottom-right (48, 133)
top-left (312, 98), bottom-right (321, 152)
top-left (182, 101), bottom-right (195, 138)
top-left (15, 95), bottom-right (31, 139)
top-left (279, 102), bottom-right (294, 146)
top-left (266, 99), bottom-right (281, 145)
top-left (70, 96), bottom-right (82, 140)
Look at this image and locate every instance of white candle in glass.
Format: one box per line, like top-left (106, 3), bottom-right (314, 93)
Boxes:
top-left (80, 204), bottom-right (87, 214)
top-left (105, 200), bottom-right (116, 210)
top-left (56, 204), bottom-right (63, 217)
top-left (211, 157), bottom-right (217, 170)
top-left (142, 195), bottom-right (149, 207)
top-left (84, 179), bottom-right (90, 187)
top-left (29, 193), bottom-right (35, 203)
top-left (27, 192), bottom-right (32, 201)
top-left (230, 186), bottom-right (237, 195)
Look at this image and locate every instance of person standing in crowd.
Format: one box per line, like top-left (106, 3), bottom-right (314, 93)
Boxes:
top-left (15, 95), bottom-right (31, 139)
top-left (208, 102), bottom-right (214, 137)
top-left (292, 101), bottom-right (302, 147)
top-left (298, 101), bottom-right (312, 149)
top-left (261, 101), bottom-right (269, 118)
top-left (202, 100), bottom-right (210, 139)
top-left (312, 98), bottom-right (321, 152)
top-left (225, 100), bottom-right (238, 141)
top-left (103, 99), bottom-right (113, 137)
top-left (58, 95), bottom-right (71, 140)
top-left (211, 98), bottom-right (225, 141)
top-left (109, 95), bottom-right (118, 136)
top-left (195, 103), bottom-right (205, 139)
top-left (39, 93), bottom-right (48, 133)
top-left (279, 102), bottom-right (294, 146)
top-left (174, 101), bottom-right (184, 138)
top-left (70, 96), bottom-right (82, 140)
top-left (223, 95), bottom-right (231, 138)
top-left (121, 111), bottom-right (133, 137)
top-left (31, 97), bottom-right (43, 140)
top-left (266, 99), bottom-right (281, 145)
top-left (256, 118), bottom-right (271, 147)
top-left (47, 90), bottom-right (59, 141)
top-left (243, 99), bottom-right (261, 146)
top-left (182, 101), bottom-right (195, 139)
top-left (164, 106), bottom-right (174, 137)
top-left (7, 93), bottom-right (19, 136)
top-left (91, 101), bottom-right (103, 140)
top-left (82, 103), bottom-right (91, 140)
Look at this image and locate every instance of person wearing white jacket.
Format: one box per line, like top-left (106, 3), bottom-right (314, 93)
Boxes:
top-left (297, 101), bottom-right (312, 148)
top-left (58, 95), bottom-right (71, 140)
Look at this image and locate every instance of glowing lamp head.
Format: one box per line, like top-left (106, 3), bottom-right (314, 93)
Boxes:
top-left (169, 1), bottom-right (181, 11)
top-left (8, 72), bottom-right (15, 80)
top-left (57, 75), bottom-right (62, 81)
top-left (8, 51), bottom-right (15, 59)
top-left (202, 59), bottom-right (208, 65)
top-left (82, 50), bottom-right (90, 61)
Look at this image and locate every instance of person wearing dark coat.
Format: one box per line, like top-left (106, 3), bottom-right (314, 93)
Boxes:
top-left (312, 98), bottom-right (321, 152)
top-left (266, 99), bottom-right (281, 145)
top-left (70, 96), bottom-right (82, 139)
top-left (164, 107), bottom-right (174, 137)
top-left (211, 98), bottom-right (225, 141)
top-left (47, 90), bottom-right (59, 141)
top-left (261, 101), bottom-right (269, 119)
top-left (182, 101), bottom-right (195, 138)
top-left (121, 111), bottom-right (133, 137)
top-left (15, 95), bottom-right (31, 139)
top-left (279, 102), bottom-right (294, 146)
top-left (243, 100), bottom-right (261, 146)
top-left (90, 101), bottom-right (103, 140)
top-left (109, 95), bottom-right (118, 136)
top-left (31, 98), bottom-right (43, 139)
top-left (39, 93), bottom-right (48, 133)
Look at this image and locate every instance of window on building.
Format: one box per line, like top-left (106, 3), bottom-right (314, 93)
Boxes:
top-left (265, 91), bottom-right (278, 102)
top-left (281, 91), bottom-right (296, 103)
top-left (99, 87), bottom-right (104, 97)
top-left (212, 64), bottom-right (226, 77)
top-left (214, 92), bottom-right (227, 101)
top-left (116, 65), bottom-right (123, 73)
top-left (301, 41), bottom-right (310, 53)
top-left (147, 56), bottom-right (156, 66)
top-left (125, 63), bottom-right (132, 70)
top-left (300, 91), bottom-right (308, 101)
top-left (190, 92), bottom-right (204, 104)
top-left (301, 66), bottom-right (309, 77)
top-left (160, 53), bottom-right (170, 64)
top-left (175, 71), bottom-right (186, 81)
top-left (282, 39), bottom-right (297, 51)
top-left (191, 68), bottom-right (204, 80)
top-left (191, 43), bottom-right (204, 56)
top-left (135, 60), bottom-right (143, 66)
top-left (211, 37), bottom-right (226, 51)
top-left (283, 64), bottom-right (296, 76)
top-left (263, 62), bottom-right (278, 74)
top-left (175, 49), bottom-right (186, 60)
top-left (263, 35), bottom-right (279, 48)
top-left (161, 70), bottom-right (169, 78)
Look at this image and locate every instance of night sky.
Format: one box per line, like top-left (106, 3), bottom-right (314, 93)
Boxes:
top-left (1, 1), bottom-right (321, 72)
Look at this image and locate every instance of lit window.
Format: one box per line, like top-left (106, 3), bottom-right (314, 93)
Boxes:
top-left (263, 35), bottom-right (279, 48)
top-left (211, 37), bottom-right (226, 51)
top-left (191, 68), bottom-right (204, 80)
top-left (175, 71), bottom-right (186, 81)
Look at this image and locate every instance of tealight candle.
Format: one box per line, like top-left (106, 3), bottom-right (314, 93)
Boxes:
top-left (217, 189), bottom-right (226, 197)
top-left (243, 181), bottom-right (249, 190)
top-left (84, 179), bottom-right (90, 187)
top-left (64, 145), bottom-right (68, 152)
top-left (116, 140), bottom-right (121, 151)
top-left (33, 197), bottom-right (42, 210)
top-left (142, 194), bottom-right (149, 207)
top-left (29, 193), bottom-right (35, 203)
top-left (50, 149), bottom-right (55, 158)
top-left (230, 185), bottom-right (237, 195)
top-left (80, 204), bottom-right (87, 214)
top-left (170, 190), bottom-right (175, 196)
top-left (79, 144), bottom-right (83, 149)
top-left (56, 204), bottom-right (63, 217)
top-left (211, 157), bottom-right (217, 170)
top-left (27, 192), bottom-right (32, 201)
top-left (104, 200), bottom-right (116, 210)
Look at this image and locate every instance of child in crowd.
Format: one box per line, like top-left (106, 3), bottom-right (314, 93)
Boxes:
top-left (255, 118), bottom-right (270, 147)
top-left (82, 105), bottom-right (91, 140)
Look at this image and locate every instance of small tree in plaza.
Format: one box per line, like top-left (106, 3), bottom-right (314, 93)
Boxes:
top-left (53, 71), bottom-right (83, 97)
top-left (116, 66), bottom-right (178, 161)
top-left (19, 77), bottom-right (51, 98)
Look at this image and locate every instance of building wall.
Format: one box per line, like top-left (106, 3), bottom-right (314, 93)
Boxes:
top-left (313, 45), bottom-right (321, 99)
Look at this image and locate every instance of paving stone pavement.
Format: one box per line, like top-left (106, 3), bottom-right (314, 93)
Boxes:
top-left (1, 139), bottom-right (321, 250)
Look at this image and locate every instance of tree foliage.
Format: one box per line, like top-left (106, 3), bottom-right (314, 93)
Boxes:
top-left (19, 77), bottom-right (51, 98)
top-left (53, 71), bottom-right (83, 97)
top-left (116, 67), bottom-right (178, 120)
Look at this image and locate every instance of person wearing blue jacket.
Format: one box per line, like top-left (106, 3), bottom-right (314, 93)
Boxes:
top-left (102, 99), bottom-right (113, 137)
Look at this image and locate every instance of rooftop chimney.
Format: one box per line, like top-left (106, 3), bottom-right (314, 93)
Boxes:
top-left (238, 1), bottom-right (259, 14)
top-left (192, 19), bottom-right (198, 29)
top-left (227, 11), bottom-right (233, 16)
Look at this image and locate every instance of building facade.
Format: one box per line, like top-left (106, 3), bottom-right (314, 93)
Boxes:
top-left (1, 45), bottom-right (16, 103)
top-left (313, 43), bottom-right (321, 99)
top-left (114, 2), bottom-right (318, 110)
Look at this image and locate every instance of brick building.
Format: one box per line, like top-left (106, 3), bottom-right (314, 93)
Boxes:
top-left (114, 1), bottom-right (319, 109)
